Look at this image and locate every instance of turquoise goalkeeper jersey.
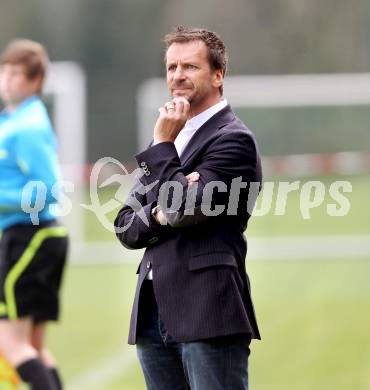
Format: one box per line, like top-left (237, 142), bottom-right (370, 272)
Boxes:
top-left (0, 95), bottom-right (60, 231)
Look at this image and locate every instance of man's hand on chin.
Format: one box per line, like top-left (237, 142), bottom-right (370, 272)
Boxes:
top-left (153, 97), bottom-right (190, 145)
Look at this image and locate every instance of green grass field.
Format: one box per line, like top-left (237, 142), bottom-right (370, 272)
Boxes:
top-left (50, 260), bottom-right (370, 390)
top-left (44, 174), bottom-right (370, 390)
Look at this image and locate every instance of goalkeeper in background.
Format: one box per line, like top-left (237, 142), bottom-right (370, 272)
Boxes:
top-left (0, 39), bottom-right (68, 390)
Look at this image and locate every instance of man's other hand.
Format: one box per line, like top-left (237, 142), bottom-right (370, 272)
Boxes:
top-left (153, 172), bottom-right (199, 225)
top-left (186, 171), bottom-right (200, 184)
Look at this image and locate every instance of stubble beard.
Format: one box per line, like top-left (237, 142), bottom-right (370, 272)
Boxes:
top-left (172, 86), bottom-right (208, 108)
top-left (170, 82), bottom-right (212, 114)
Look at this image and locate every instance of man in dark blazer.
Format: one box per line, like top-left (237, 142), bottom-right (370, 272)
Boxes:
top-left (115, 26), bottom-right (262, 390)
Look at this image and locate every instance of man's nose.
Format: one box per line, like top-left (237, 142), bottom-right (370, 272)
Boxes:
top-left (173, 66), bottom-right (186, 81)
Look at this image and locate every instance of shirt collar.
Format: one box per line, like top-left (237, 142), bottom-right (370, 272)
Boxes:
top-left (1, 95), bottom-right (39, 118)
top-left (185, 99), bottom-right (228, 130)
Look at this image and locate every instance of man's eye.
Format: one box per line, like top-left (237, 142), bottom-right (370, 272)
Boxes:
top-left (187, 65), bottom-right (197, 69)
top-left (167, 65), bottom-right (176, 71)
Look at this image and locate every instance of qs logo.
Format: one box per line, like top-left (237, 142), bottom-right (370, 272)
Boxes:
top-left (82, 157), bottom-right (159, 233)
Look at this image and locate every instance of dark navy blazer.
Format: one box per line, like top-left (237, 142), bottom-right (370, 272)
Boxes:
top-left (115, 105), bottom-right (262, 345)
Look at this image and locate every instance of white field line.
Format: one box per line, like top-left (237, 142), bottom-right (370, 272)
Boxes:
top-left (69, 235), bottom-right (370, 265)
top-left (67, 347), bottom-right (136, 390)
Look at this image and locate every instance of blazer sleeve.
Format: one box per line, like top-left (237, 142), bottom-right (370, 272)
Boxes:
top-left (135, 130), bottom-right (261, 228)
top-left (114, 173), bottom-right (174, 249)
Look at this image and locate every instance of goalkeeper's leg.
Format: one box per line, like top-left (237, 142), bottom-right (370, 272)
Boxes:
top-left (32, 322), bottom-right (63, 390)
top-left (0, 318), bottom-right (57, 390)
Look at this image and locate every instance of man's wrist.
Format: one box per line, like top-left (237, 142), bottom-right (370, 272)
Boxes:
top-left (151, 205), bottom-right (167, 225)
top-left (153, 137), bottom-right (173, 145)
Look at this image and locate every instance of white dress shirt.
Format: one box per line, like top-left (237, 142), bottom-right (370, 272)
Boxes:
top-left (147, 99), bottom-right (228, 280)
top-left (174, 99), bottom-right (228, 157)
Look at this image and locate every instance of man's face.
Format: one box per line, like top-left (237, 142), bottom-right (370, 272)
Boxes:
top-left (0, 63), bottom-right (41, 107)
top-left (166, 41), bottom-right (223, 110)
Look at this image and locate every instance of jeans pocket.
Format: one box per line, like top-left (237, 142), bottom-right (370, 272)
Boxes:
top-left (158, 316), bottom-right (175, 345)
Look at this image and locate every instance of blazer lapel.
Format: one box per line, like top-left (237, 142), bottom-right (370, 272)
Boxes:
top-left (180, 105), bottom-right (235, 166)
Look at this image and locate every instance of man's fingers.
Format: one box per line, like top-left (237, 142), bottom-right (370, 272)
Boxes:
top-left (186, 171), bottom-right (200, 183)
top-left (182, 99), bottom-right (190, 116)
top-left (172, 97), bottom-right (184, 114)
top-left (158, 107), bottom-right (167, 116)
top-left (162, 98), bottom-right (189, 118)
top-left (164, 101), bottom-right (175, 113)
top-left (173, 97), bottom-right (189, 105)
top-left (173, 97), bottom-right (190, 115)
top-left (175, 100), bottom-right (184, 114)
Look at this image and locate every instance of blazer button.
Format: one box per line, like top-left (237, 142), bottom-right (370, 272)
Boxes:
top-left (148, 237), bottom-right (158, 244)
top-left (140, 162), bottom-right (146, 167)
top-left (146, 261), bottom-right (151, 269)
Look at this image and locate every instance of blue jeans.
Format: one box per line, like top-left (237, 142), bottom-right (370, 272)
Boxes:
top-left (136, 280), bottom-right (251, 390)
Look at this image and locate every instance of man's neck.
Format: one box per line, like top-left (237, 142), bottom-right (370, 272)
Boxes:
top-left (188, 95), bottom-right (222, 119)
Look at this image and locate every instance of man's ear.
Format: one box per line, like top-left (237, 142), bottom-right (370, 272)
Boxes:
top-left (212, 69), bottom-right (224, 89)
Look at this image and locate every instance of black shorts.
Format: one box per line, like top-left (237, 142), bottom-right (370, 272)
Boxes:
top-left (0, 220), bottom-right (68, 323)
